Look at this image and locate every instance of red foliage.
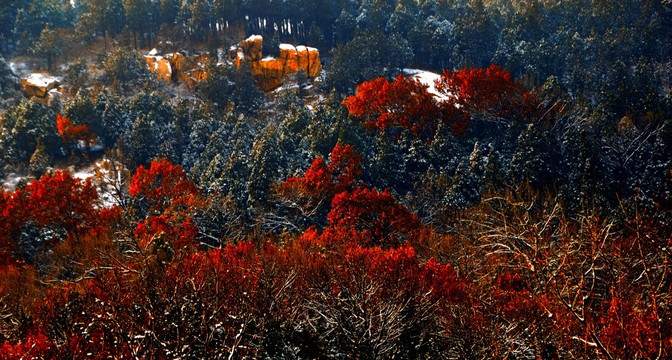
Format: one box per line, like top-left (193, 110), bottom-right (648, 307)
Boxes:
top-left (130, 159), bottom-right (203, 249)
top-left (130, 158), bottom-right (200, 209)
top-left (281, 143), bottom-right (362, 197)
top-left (343, 65), bottom-right (553, 140)
top-left (56, 114), bottom-right (95, 146)
top-left (326, 186), bottom-right (421, 247)
top-left (24, 171), bottom-right (101, 235)
top-left (0, 171), bottom-right (119, 263)
top-left (276, 144), bottom-right (363, 219)
top-left (344, 74), bottom-right (443, 138)
top-left (598, 297), bottom-right (662, 359)
top-left (435, 64), bottom-right (548, 125)
top-left (0, 329), bottom-right (56, 360)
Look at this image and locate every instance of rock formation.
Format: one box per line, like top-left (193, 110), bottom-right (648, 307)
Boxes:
top-left (143, 34), bottom-right (322, 91)
top-left (144, 55), bottom-right (173, 83)
top-left (20, 73), bottom-right (62, 103)
top-left (233, 35), bottom-right (322, 91)
top-left (239, 35), bottom-right (263, 61)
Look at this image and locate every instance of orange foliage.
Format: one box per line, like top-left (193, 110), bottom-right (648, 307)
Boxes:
top-left (56, 114), bottom-right (95, 147)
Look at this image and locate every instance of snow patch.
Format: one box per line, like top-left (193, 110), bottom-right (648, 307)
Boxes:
top-left (2, 173), bottom-right (30, 191)
top-left (24, 73), bottom-right (61, 88)
top-left (148, 48), bottom-right (159, 56)
top-left (403, 69), bottom-right (449, 101)
top-left (9, 62), bottom-right (28, 76)
top-left (279, 43), bottom-right (296, 51)
top-left (246, 34), bottom-right (262, 42)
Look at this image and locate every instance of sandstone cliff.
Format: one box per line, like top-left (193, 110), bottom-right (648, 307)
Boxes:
top-left (233, 35), bottom-right (322, 91)
top-left (143, 34), bottom-right (322, 91)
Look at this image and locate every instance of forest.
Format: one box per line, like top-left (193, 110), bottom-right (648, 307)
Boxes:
top-left (1, 0), bottom-right (672, 358)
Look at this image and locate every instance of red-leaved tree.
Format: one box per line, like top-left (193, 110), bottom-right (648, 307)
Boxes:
top-left (56, 114), bottom-right (95, 151)
top-left (130, 158), bottom-right (203, 250)
top-left (344, 74), bottom-right (444, 139)
top-left (325, 186), bottom-right (421, 248)
top-left (275, 143), bottom-right (363, 226)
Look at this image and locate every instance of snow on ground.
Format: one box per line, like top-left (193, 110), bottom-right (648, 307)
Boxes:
top-left (9, 62), bottom-right (28, 76)
top-left (403, 69), bottom-right (450, 101)
top-left (72, 163), bottom-right (95, 181)
top-left (2, 173), bottom-right (31, 191)
top-left (72, 160), bottom-right (124, 208)
top-left (2, 159), bottom-right (121, 208)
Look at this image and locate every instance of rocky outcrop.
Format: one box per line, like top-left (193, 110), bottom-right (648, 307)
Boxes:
top-left (144, 55), bottom-right (172, 83)
top-left (230, 36), bottom-right (322, 91)
top-left (296, 46), bottom-right (322, 78)
top-left (143, 35), bottom-right (322, 91)
top-left (20, 73), bottom-right (62, 102)
top-left (143, 50), bottom-right (213, 89)
top-left (239, 35), bottom-right (263, 61)
top-left (251, 58), bottom-right (286, 90)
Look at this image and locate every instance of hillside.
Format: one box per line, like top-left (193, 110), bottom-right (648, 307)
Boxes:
top-left (1, 0), bottom-right (672, 358)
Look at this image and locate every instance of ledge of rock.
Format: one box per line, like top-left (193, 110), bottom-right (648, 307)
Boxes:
top-left (144, 55), bottom-right (173, 83)
top-left (20, 73), bottom-right (62, 102)
top-left (143, 35), bottom-right (322, 92)
top-left (232, 35), bottom-right (322, 91)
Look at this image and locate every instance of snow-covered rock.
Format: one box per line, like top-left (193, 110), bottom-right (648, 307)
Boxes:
top-left (20, 73), bottom-right (62, 101)
top-left (232, 35), bottom-right (322, 90)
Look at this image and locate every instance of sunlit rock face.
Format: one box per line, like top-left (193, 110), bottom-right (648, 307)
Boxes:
top-left (233, 35), bottom-right (322, 91)
top-left (20, 73), bottom-right (62, 102)
top-left (143, 35), bottom-right (322, 91)
top-left (239, 34), bottom-right (263, 61)
top-left (144, 55), bottom-right (172, 83)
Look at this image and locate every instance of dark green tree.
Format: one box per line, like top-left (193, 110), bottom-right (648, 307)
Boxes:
top-left (33, 24), bottom-right (61, 71)
top-left (451, 0), bottom-right (498, 68)
top-left (125, 0), bottom-right (149, 48)
top-left (102, 48), bottom-right (151, 90)
top-left (509, 124), bottom-right (562, 190)
top-left (64, 90), bottom-right (101, 141)
top-left (325, 30), bottom-right (413, 94)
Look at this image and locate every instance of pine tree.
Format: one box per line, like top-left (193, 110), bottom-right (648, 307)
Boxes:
top-left (29, 141), bottom-right (50, 178)
top-left (247, 125), bottom-right (282, 208)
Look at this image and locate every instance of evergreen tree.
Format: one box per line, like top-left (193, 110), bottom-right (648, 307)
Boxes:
top-left (33, 24), bottom-right (61, 71)
top-left (451, 0), bottom-right (498, 68)
top-left (247, 125), bottom-right (282, 208)
top-left (29, 141), bottom-right (50, 178)
top-left (0, 55), bottom-right (20, 100)
top-left (64, 90), bottom-right (101, 142)
top-left (510, 124), bottom-right (562, 190)
top-left (125, 0), bottom-right (149, 48)
top-left (325, 30), bottom-right (413, 94)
